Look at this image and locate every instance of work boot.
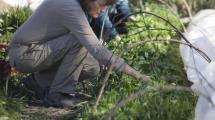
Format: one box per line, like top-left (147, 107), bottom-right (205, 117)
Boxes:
top-left (43, 92), bottom-right (85, 108)
top-left (22, 74), bottom-right (47, 99)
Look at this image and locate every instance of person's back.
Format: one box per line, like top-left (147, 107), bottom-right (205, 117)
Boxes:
top-left (11, 0), bottom-right (73, 45)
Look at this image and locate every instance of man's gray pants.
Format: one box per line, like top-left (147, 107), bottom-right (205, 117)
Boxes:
top-left (9, 34), bottom-right (100, 94)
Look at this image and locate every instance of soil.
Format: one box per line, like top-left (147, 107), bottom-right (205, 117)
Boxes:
top-left (21, 104), bottom-right (82, 120)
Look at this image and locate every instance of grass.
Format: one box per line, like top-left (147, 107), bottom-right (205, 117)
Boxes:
top-left (0, 3), bottom-right (198, 120)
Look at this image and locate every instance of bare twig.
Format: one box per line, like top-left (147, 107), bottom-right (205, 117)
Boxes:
top-left (94, 36), bottom-right (210, 108)
top-left (95, 63), bottom-right (115, 107)
top-left (126, 38), bottom-right (189, 49)
top-left (5, 75), bottom-right (10, 97)
top-left (104, 85), bottom-right (193, 120)
top-left (182, 0), bottom-right (192, 20)
top-left (95, 53), bottom-right (148, 108)
top-left (156, 0), bottom-right (187, 32)
top-left (132, 12), bottom-right (210, 62)
top-left (126, 38), bottom-right (211, 63)
top-left (103, 11), bottom-right (209, 62)
top-left (95, 38), bottom-right (182, 108)
top-left (94, 11), bottom-right (211, 111)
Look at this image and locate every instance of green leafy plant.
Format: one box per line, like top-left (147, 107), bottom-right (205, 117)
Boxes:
top-left (0, 7), bottom-right (31, 120)
top-left (0, 3), bottom-right (197, 120)
top-left (82, 3), bottom-right (196, 120)
top-left (0, 7), bottom-right (32, 36)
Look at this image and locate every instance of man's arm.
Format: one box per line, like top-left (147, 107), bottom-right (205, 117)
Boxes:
top-left (60, 1), bottom-right (149, 81)
top-left (123, 64), bottom-right (150, 81)
top-left (60, 1), bottom-right (125, 73)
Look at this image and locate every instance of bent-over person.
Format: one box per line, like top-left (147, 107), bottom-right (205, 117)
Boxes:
top-left (9, 0), bottom-right (148, 108)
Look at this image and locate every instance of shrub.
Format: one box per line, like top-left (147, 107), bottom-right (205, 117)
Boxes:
top-left (0, 7), bottom-right (32, 36)
top-left (82, 3), bottom-right (196, 120)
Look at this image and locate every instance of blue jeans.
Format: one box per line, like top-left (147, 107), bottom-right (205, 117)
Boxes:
top-left (116, 0), bottom-right (132, 18)
top-left (92, 0), bottom-right (132, 41)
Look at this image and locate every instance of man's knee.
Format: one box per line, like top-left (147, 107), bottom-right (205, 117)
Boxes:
top-left (79, 61), bottom-right (100, 82)
top-left (85, 62), bottom-right (100, 78)
top-left (90, 63), bottom-right (100, 77)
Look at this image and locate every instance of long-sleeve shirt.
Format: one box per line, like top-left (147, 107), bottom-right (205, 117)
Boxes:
top-left (10, 0), bottom-right (126, 73)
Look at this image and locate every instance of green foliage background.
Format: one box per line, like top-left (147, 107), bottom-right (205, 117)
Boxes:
top-left (81, 3), bottom-right (196, 120)
top-left (0, 2), bottom-right (198, 120)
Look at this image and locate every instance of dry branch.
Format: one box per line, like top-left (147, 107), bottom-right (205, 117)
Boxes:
top-left (104, 85), bottom-right (193, 120)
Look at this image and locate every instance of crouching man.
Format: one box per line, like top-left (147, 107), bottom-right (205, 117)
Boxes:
top-left (8, 0), bottom-right (148, 108)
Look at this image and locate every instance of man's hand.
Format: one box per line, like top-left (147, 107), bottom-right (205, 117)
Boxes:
top-left (114, 35), bottom-right (121, 41)
top-left (134, 71), bottom-right (150, 81)
top-left (111, 35), bottom-right (121, 44)
top-left (123, 64), bottom-right (150, 81)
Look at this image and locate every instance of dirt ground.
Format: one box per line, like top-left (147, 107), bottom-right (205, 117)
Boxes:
top-left (18, 93), bottom-right (89, 120)
top-left (21, 105), bottom-right (82, 120)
